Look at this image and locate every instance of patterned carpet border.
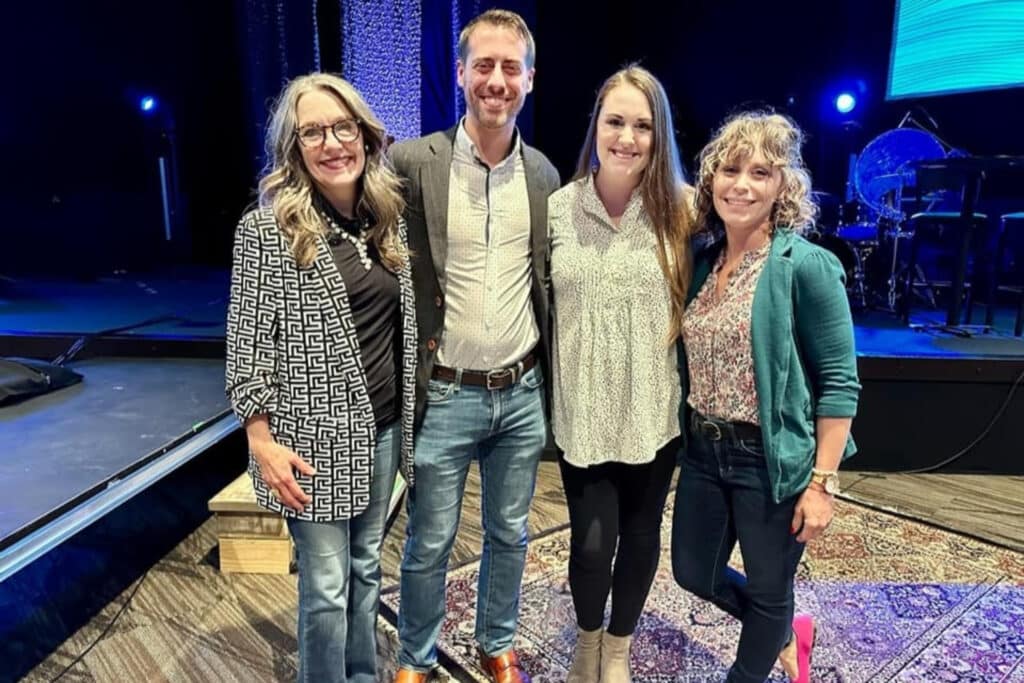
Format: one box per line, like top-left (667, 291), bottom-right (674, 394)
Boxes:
top-left (381, 499), bottom-right (1024, 682)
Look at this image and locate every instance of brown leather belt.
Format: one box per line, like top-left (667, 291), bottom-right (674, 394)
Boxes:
top-left (432, 353), bottom-right (537, 390)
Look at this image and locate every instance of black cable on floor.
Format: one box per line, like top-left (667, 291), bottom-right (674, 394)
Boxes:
top-left (49, 569), bottom-right (150, 682)
top-left (51, 315), bottom-right (185, 366)
top-left (893, 365), bottom-right (1024, 474)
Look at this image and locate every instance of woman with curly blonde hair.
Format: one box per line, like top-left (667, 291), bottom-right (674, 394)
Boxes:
top-left (225, 73), bottom-right (416, 683)
top-left (671, 111), bottom-right (860, 683)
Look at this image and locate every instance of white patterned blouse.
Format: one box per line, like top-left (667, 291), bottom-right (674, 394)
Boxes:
top-left (548, 175), bottom-right (681, 468)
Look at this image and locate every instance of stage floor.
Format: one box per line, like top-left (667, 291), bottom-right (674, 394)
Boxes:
top-left (0, 356), bottom-right (230, 552)
top-left (0, 268), bottom-right (1021, 556)
top-left (2, 269), bottom-right (1022, 359)
top-left (854, 307), bottom-right (1024, 359)
top-left (0, 268), bottom-right (228, 339)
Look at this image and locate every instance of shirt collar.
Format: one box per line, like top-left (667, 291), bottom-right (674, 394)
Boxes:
top-left (454, 117), bottom-right (522, 169)
top-left (713, 236), bottom-right (771, 272)
top-left (578, 173), bottom-right (644, 230)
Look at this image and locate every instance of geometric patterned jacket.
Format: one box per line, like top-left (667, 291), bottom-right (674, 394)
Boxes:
top-left (225, 206), bottom-right (417, 521)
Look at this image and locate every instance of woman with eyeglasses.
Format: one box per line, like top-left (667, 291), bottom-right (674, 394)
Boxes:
top-left (225, 72), bottom-right (416, 683)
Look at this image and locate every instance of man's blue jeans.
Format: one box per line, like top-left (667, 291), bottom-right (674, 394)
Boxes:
top-left (398, 365), bottom-right (546, 671)
top-left (671, 424), bottom-right (806, 683)
top-left (287, 421), bottom-right (400, 683)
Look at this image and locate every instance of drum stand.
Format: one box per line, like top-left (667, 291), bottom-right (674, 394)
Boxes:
top-left (848, 242), bottom-right (875, 310)
top-left (876, 224), bottom-right (938, 314)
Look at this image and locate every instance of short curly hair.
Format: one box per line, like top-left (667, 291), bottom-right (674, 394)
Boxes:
top-left (694, 110), bottom-right (818, 236)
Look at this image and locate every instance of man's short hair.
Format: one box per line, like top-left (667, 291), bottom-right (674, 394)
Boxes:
top-left (457, 9), bottom-right (536, 69)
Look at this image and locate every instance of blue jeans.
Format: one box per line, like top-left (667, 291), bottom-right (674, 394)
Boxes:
top-left (287, 421), bottom-right (400, 683)
top-left (398, 365), bottom-right (546, 671)
top-left (671, 424), bottom-right (805, 683)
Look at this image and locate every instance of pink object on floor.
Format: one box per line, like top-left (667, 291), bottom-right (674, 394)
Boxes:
top-left (792, 613), bottom-right (816, 683)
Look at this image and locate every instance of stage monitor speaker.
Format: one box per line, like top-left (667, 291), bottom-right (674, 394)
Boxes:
top-left (0, 357), bottom-right (83, 406)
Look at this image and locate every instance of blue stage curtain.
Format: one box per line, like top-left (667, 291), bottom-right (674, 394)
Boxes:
top-left (237, 0), bottom-right (538, 164)
top-left (340, 0), bottom-right (424, 143)
top-left (418, 0), bottom-right (463, 137)
top-left (237, 0), bottom-right (322, 175)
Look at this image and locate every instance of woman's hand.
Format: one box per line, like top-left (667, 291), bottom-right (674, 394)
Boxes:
top-left (791, 486), bottom-right (835, 543)
top-left (244, 415), bottom-right (316, 512)
top-left (250, 439), bottom-right (317, 512)
top-left (792, 416), bottom-right (850, 543)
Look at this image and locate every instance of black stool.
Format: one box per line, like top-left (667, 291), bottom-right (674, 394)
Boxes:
top-left (988, 212), bottom-right (1024, 336)
top-left (901, 210), bottom-right (988, 324)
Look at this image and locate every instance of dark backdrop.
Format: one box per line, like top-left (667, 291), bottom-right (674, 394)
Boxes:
top-left (534, 1), bottom-right (1023, 190)
top-left (2, 1), bottom-right (248, 275)
top-left (2, 1), bottom-right (1020, 274)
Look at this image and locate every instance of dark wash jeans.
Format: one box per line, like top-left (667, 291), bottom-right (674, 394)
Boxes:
top-left (671, 418), bottom-right (806, 683)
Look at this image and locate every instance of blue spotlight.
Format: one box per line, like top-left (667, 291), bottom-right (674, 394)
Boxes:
top-left (835, 92), bottom-right (856, 114)
top-left (139, 95), bottom-right (158, 113)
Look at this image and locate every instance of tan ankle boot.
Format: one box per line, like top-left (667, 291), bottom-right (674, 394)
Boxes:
top-left (566, 626), bottom-right (602, 683)
top-left (599, 631), bottom-right (632, 683)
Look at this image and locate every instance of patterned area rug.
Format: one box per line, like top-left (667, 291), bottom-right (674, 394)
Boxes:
top-left (380, 499), bottom-right (1024, 682)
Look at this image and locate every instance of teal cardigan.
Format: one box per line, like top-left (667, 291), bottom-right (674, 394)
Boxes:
top-left (678, 229), bottom-right (861, 502)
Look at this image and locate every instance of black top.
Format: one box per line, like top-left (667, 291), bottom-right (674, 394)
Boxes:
top-left (321, 202), bottom-right (400, 430)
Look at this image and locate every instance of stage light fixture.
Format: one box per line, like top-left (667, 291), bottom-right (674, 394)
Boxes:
top-left (835, 92), bottom-right (857, 114)
top-left (139, 95), bottom-right (158, 113)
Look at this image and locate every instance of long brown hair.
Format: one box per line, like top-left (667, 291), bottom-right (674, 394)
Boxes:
top-left (572, 64), bottom-right (693, 339)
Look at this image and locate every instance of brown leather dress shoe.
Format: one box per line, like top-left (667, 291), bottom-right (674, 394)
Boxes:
top-left (393, 668), bottom-right (429, 683)
top-left (479, 648), bottom-right (531, 683)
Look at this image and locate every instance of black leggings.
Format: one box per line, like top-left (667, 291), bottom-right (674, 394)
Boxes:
top-left (558, 439), bottom-right (678, 636)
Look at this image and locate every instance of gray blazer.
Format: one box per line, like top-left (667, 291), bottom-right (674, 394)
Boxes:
top-left (389, 127), bottom-right (560, 424)
top-left (225, 207), bottom-right (418, 520)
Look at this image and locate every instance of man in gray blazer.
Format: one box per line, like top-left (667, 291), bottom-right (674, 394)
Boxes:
top-left (389, 9), bottom-right (559, 683)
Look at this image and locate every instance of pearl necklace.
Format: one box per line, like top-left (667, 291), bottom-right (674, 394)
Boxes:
top-left (323, 212), bottom-right (372, 271)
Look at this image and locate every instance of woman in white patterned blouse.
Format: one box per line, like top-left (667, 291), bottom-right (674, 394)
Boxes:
top-left (548, 64), bottom-right (693, 683)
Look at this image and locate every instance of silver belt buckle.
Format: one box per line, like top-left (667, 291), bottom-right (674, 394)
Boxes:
top-left (486, 360), bottom-right (525, 390)
top-left (486, 368), bottom-right (511, 390)
top-left (695, 415), bottom-right (722, 441)
top-left (706, 421), bottom-right (723, 441)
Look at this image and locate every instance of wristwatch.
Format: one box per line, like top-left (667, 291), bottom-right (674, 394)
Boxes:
top-left (810, 468), bottom-right (841, 495)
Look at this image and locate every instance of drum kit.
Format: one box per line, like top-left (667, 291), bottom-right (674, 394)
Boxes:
top-left (812, 126), bottom-right (950, 312)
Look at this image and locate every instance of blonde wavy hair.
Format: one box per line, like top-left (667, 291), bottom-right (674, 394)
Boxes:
top-left (258, 73), bottom-right (406, 271)
top-left (572, 64), bottom-right (693, 339)
top-left (694, 111), bottom-right (817, 237)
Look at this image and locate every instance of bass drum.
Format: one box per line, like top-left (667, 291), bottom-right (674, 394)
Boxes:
top-left (810, 233), bottom-right (862, 282)
top-left (835, 222), bottom-right (879, 243)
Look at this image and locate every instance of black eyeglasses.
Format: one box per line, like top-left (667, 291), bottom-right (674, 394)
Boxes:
top-left (295, 119), bottom-right (362, 147)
